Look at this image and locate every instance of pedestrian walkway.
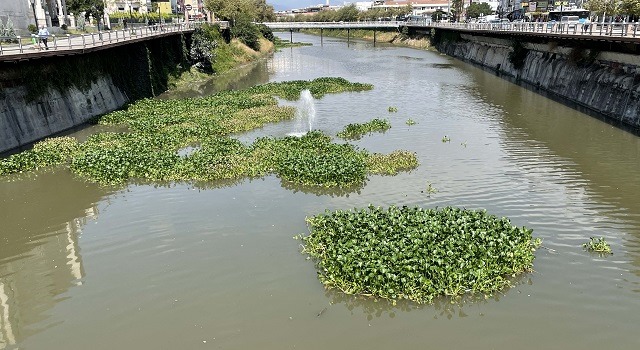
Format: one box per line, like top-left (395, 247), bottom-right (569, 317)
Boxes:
top-left (0, 22), bottom-right (201, 61)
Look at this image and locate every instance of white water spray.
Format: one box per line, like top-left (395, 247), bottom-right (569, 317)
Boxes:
top-left (289, 89), bottom-right (316, 137)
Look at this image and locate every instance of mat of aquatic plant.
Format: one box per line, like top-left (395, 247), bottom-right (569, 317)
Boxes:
top-left (298, 206), bottom-right (540, 304)
top-left (337, 118), bottom-right (391, 140)
top-left (0, 78), bottom-right (417, 188)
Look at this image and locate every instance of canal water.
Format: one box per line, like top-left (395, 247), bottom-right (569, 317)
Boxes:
top-left (1, 33), bottom-right (639, 349)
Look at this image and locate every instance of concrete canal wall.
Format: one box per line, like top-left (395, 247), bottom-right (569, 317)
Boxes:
top-left (0, 34), bottom-right (190, 154)
top-left (432, 30), bottom-right (640, 130)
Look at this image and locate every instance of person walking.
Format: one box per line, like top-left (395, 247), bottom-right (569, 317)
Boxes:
top-left (38, 25), bottom-right (50, 50)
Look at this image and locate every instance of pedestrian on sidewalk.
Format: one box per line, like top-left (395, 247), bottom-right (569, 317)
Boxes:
top-left (38, 25), bottom-right (50, 50)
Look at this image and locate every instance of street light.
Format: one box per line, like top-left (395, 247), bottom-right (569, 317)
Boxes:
top-left (30, 0), bottom-right (38, 27)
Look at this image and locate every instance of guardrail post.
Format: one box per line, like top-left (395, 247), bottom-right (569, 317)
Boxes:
top-left (0, 40), bottom-right (3, 55)
top-left (634, 24), bottom-right (637, 38)
top-left (82, 34), bottom-right (86, 48)
top-left (18, 37), bottom-right (23, 53)
top-left (53, 34), bottom-right (57, 49)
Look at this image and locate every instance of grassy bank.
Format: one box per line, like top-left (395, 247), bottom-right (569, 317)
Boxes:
top-left (300, 28), bottom-right (432, 50)
top-left (169, 37), bottom-right (274, 93)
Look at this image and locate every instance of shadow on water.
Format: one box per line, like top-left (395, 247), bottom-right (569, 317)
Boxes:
top-left (462, 62), bottom-right (640, 278)
top-left (323, 274), bottom-right (534, 321)
top-left (471, 62), bottom-right (640, 136)
top-left (279, 179), bottom-right (366, 197)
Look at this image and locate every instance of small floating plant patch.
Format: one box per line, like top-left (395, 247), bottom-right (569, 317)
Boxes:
top-left (583, 237), bottom-right (612, 255)
top-left (297, 206), bottom-right (540, 304)
top-left (337, 118), bottom-right (391, 140)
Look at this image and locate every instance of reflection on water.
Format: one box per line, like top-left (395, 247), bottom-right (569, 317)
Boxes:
top-left (0, 171), bottom-right (107, 348)
top-left (158, 58), bottom-right (271, 99)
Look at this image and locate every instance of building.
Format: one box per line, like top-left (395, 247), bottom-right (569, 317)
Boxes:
top-left (354, 2), bottom-right (375, 11)
top-left (0, 0), bottom-right (70, 33)
top-left (104, 1), bottom-right (152, 14)
top-left (373, 0), bottom-right (451, 16)
top-left (176, 0), bottom-right (205, 20)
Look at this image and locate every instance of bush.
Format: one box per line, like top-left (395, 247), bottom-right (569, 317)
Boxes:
top-left (28, 24), bottom-right (37, 33)
top-left (257, 24), bottom-right (274, 42)
top-left (190, 23), bottom-right (222, 72)
top-left (231, 18), bottom-right (260, 51)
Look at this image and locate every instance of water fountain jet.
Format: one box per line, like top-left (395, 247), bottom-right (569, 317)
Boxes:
top-left (288, 89), bottom-right (316, 137)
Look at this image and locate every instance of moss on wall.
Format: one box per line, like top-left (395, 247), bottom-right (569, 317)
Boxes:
top-left (13, 33), bottom-right (192, 102)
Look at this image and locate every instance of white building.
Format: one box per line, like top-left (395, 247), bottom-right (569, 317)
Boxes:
top-left (354, 2), bottom-right (375, 11)
top-left (373, 0), bottom-right (450, 16)
top-left (0, 0), bottom-right (71, 34)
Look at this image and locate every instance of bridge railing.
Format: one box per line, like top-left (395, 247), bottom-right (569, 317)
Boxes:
top-left (416, 20), bottom-right (640, 38)
top-left (262, 21), bottom-right (404, 29)
top-left (0, 22), bottom-right (203, 57)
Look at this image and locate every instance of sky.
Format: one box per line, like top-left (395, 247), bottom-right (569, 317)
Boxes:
top-left (267, 1), bottom-right (333, 11)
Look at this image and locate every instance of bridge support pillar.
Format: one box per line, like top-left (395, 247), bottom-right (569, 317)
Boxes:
top-left (373, 29), bottom-right (376, 46)
top-left (347, 28), bottom-right (350, 45)
top-left (290, 29), bottom-right (293, 43)
top-left (321, 28), bottom-right (323, 45)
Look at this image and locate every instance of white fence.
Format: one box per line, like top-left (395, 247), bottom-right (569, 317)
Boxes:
top-left (0, 22), bottom-right (203, 57)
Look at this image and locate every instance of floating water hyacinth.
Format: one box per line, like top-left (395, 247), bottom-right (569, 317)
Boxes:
top-left (298, 206), bottom-right (541, 304)
top-left (2, 78), bottom-right (418, 191)
top-left (337, 118), bottom-right (391, 140)
top-left (583, 237), bottom-right (612, 255)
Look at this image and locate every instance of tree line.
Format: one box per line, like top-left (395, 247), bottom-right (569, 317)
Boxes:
top-left (275, 4), bottom-right (414, 22)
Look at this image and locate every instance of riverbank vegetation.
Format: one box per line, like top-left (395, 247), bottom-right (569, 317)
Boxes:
top-left (298, 205), bottom-right (541, 304)
top-left (299, 28), bottom-right (432, 50)
top-left (277, 4), bottom-right (412, 22)
top-left (1, 78), bottom-right (418, 189)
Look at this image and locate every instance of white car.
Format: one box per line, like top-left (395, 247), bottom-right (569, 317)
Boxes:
top-left (560, 16), bottom-right (580, 27)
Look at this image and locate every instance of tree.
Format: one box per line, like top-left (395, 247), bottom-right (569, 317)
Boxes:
top-left (334, 4), bottom-right (359, 22)
top-left (398, 4), bottom-right (414, 17)
top-left (621, 0), bottom-right (640, 17)
top-left (451, 0), bottom-right (464, 22)
top-left (66, 0), bottom-right (104, 22)
top-left (585, 0), bottom-right (622, 20)
top-left (432, 9), bottom-right (445, 21)
top-left (205, 0), bottom-right (274, 22)
top-left (466, 2), bottom-right (493, 19)
top-left (254, 0), bottom-right (276, 22)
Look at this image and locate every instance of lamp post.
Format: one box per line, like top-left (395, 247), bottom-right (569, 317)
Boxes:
top-left (30, 0), bottom-right (38, 27)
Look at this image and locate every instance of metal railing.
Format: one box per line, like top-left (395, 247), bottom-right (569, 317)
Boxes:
top-left (262, 20), bottom-right (640, 39)
top-left (0, 22), bottom-right (202, 57)
top-left (412, 20), bottom-right (640, 38)
top-left (262, 21), bottom-right (404, 29)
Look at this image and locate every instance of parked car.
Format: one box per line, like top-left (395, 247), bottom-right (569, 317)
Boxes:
top-left (490, 18), bottom-right (511, 29)
top-left (560, 16), bottom-right (580, 28)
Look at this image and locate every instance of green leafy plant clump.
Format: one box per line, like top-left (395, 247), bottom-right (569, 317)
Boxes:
top-left (583, 237), bottom-right (612, 254)
top-left (298, 206), bottom-right (540, 304)
top-left (1, 78), bottom-right (416, 190)
top-left (0, 137), bottom-right (79, 176)
top-left (337, 118), bottom-right (391, 140)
